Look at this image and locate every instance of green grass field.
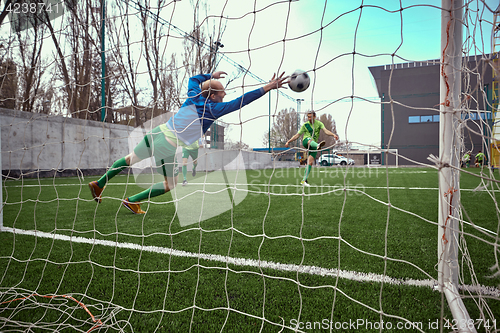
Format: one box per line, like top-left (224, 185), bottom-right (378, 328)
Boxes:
top-left (1, 166), bottom-right (499, 332)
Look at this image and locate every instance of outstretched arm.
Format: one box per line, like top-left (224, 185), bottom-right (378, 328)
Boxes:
top-left (322, 127), bottom-right (339, 140)
top-left (263, 72), bottom-right (289, 93)
top-left (285, 133), bottom-right (301, 147)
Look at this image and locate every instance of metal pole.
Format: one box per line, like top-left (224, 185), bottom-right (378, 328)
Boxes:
top-left (296, 99), bottom-right (303, 149)
top-left (268, 93), bottom-right (271, 153)
top-left (438, 0), bottom-right (461, 289)
top-left (100, 0), bottom-right (106, 122)
top-left (438, 1), bottom-right (475, 331)
top-left (0, 117), bottom-right (3, 230)
top-left (381, 93), bottom-right (385, 165)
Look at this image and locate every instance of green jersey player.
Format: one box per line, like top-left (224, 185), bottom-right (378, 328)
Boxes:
top-left (285, 111), bottom-right (338, 186)
top-left (181, 138), bottom-right (202, 186)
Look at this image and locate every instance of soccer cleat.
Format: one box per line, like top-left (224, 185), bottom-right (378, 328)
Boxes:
top-left (182, 180), bottom-right (188, 186)
top-left (318, 140), bottom-right (326, 151)
top-left (122, 198), bottom-right (146, 214)
top-left (88, 181), bottom-right (104, 203)
top-left (192, 169), bottom-right (196, 177)
top-left (301, 180), bottom-right (311, 187)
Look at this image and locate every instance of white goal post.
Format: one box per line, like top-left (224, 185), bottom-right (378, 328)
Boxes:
top-left (436, 1), bottom-right (475, 332)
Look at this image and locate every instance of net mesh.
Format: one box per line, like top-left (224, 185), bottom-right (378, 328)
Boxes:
top-left (0, 1), bottom-right (499, 332)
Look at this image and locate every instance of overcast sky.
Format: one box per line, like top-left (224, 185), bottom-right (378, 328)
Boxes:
top-left (2, 0), bottom-right (497, 149)
top-left (163, 0), bottom-right (497, 149)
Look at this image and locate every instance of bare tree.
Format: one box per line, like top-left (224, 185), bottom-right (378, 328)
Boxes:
top-left (109, 0), bottom-right (143, 125)
top-left (182, 0), bottom-right (226, 80)
top-left (182, 28), bottom-right (218, 77)
top-left (109, 0), bottom-right (227, 126)
top-left (72, 0), bottom-right (100, 120)
top-left (138, 0), bottom-right (169, 124)
top-left (16, 14), bottom-right (46, 113)
top-left (43, 10), bottom-right (74, 115)
top-left (160, 54), bottom-right (183, 114)
top-left (43, 0), bottom-right (109, 120)
top-left (225, 139), bottom-right (250, 151)
top-left (262, 128), bottom-right (281, 149)
top-left (0, 35), bottom-right (17, 109)
top-left (318, 113), bottom-right (338, 149)
top-left (110, 0), bottom-right (179, 126)
top-left (0, 58), bottom-right (17, 109)
top-left (262, 108), bottom-right (299, 148)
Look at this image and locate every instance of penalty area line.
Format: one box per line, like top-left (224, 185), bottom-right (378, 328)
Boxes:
top-left (1, 226), bottom-right (499, 297)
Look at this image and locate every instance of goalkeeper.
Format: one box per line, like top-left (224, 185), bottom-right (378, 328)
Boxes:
top-left (89, 70), bottom-right (289, 214)
top-left (285, 111), bottom-right (338, 186)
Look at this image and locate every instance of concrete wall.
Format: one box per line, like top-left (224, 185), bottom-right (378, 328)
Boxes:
top-left (1, 108), bottom-right (384, 179)
top-left (0, 108), bottom-right (135, 177)
top-left (0, 108), bottom-right (296, 178)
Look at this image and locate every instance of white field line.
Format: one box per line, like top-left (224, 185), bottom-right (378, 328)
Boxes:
top-left (3, 182), bottom-right (498, 192)
top-left (4, 183), bottom-right (498, 235)
top-left (1, 226), bottom-right (499, 297)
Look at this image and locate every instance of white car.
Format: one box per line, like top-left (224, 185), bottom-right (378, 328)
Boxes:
top-left (318, 153), bottom-right (355, 166)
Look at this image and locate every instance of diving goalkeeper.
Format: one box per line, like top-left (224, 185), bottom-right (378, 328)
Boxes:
top-left (88, 71), bottom-right (288, 214)
top-left (285, 111), bottom-right (338, 186)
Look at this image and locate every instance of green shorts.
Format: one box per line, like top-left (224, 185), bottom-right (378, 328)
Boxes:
top-left (302, 137), bottom-right (318, 159)
top-left (182, 147), bottom-right (199, 161)
top-left (134, 126), bottom-right (178, 177)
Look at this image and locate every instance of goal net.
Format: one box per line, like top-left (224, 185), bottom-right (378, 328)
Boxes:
top-left (0, 0), bottom-right (499, 332)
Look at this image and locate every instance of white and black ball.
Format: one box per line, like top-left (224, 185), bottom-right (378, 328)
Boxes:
top-left (288, 70), bottom-right (310, 92)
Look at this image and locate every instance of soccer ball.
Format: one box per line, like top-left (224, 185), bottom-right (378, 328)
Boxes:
top-left (288, 70), bottom-right (310, 92)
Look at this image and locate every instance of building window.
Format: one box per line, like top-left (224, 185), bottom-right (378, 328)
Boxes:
top-left (410, 112), bottom-right (491, 123)
top-left (461, 112), bottom-right (492, 120)
top-left (408, 115), bottom-right (440, 123)
top-left (481, 112), bottom-right (492, 120)
top-left (409, 116), bottom-right (420, 123)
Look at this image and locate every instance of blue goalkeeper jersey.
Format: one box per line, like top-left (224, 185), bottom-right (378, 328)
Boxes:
top-left (162, 74), bottom-right (265, 146)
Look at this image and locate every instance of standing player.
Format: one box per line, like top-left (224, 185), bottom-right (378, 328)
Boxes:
top-left (285, 111), bottom-right (338, 186)
top-left (181, 138), bottom-right (202, 186)
top-left (475, 150), bottom-right (486, 167)
top-left (88, 70), bottom-right (289, 214)
top-left (462, 151), bottom-right (471, 168)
